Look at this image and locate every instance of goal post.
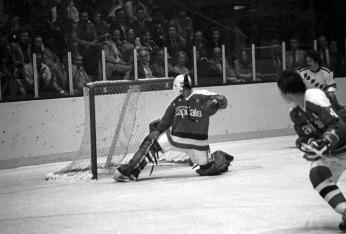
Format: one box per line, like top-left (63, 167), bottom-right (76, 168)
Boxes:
top-left (47, 78), bottom-right (189, 180)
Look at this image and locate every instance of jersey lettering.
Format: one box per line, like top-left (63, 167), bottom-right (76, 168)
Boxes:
top-left (175, 106), bottom-right (202, 118)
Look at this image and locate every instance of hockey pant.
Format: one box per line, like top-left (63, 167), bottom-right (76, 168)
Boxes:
top-left (309, 151), bottom-right (346, 214)
top-left (118, 128), bottom-right (234, 178)
top-left (158, 130), bottom-right (234, 176)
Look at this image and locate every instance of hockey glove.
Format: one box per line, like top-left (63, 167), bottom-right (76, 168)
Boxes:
top-left (148, 129), bottom-right (160, 141)
top-left (295, 137), bottom-right (311, 151)
top-left (212, 95), bottom-right (228, 109)
top-left (203, 99), bottom-right (219, 116)
top-left (300, 132), bottom-right (339, 161)
top-left (301, 139), bottom-right (328, 161)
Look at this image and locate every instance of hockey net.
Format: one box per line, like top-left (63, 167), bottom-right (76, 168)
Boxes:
top-left (46, 78), bottom-right (189, 180)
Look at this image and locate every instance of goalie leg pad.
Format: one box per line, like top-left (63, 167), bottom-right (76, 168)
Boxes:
top-left (118, 135), bottom-right (162, 177)
top-left (118, 135), bottom-right (159, 177)
top-left (196, 150), bottom-right (234, 176)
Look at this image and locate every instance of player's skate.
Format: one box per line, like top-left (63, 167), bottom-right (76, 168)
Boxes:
top-left (339, 209), bottom-right (346, 231)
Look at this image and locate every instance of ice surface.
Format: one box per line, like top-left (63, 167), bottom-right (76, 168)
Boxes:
top-left (0, 136), bottom-right (344, 234)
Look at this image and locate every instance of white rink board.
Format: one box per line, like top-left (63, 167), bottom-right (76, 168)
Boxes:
top-left (1, 78), bottom-right (346, 164)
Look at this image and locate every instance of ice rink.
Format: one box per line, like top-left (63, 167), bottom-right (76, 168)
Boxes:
top-left (0, 135), bottom-right (345, 234)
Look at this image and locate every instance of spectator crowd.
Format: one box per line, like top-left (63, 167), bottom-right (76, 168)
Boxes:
top-left (1, 0), bottom-right (346, 100)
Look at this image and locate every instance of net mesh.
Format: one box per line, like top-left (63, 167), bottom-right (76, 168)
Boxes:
top-left (46, 79), bottom-right (189, 180)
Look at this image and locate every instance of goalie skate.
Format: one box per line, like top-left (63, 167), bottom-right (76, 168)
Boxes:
top-left (113, 169), bottom-right (138, 182)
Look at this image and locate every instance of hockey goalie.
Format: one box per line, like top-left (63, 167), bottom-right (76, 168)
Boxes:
top-left (113, 74), bottom-right (234, 182)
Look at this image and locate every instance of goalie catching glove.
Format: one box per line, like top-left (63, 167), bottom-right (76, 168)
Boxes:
top-left (203, 95), bottom-right (228, 116)
top-left (296, 132), bottom-right (339, 161)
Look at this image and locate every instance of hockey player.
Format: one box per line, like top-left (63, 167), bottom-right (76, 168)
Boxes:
top-left (298, 50), bottom-right (345, 114)
top-left (277, 70), bottom-right (346, 231)
top-left (298, 50), bottom-right (336, 92)
top-left (113, 74), bottom-right (233, 182)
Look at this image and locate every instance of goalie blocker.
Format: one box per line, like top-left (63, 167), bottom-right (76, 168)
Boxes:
top-left (114, 74), bottom-right (233, 182)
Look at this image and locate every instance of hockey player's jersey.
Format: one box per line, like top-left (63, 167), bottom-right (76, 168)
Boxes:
top-left (156, 89), bottom-right (222, 140)
top-left (298, 67), bottom-right (336, 92)
top-left (290, 89), bottom-right (346, 151)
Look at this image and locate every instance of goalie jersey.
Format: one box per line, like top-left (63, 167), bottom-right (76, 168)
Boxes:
top-left (290, 88), bottom-right (346, 151)
top-left (156, 90), bottom-right (222, 140)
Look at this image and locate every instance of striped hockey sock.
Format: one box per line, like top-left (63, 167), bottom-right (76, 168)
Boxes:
top-left (310, 165), bottom-right (346, 214)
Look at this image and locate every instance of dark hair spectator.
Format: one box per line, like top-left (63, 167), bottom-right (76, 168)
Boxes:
top-left (124, 0), bottom-right (150, 24)
top-left (329, 40), bottom-right (346, 76)
top-left (169, 8), bottom-right (193, 43)
top-left (110, 7), bottom-right (131, 39)
top-left (164, 25), bottom-right (187, 57)
top-left (22, 50), bottom-right (67, 96)
top-left (33, 36), bottom-right (60, 72)
top-left (0, 33), bottom-right (16, 98)
top-left (285, 35), bottom-right (305, 71)
top-left (234, 50), bottom-right (253, 81)
top-left (66, 0), bottom-right (80, 23)
top-left (108, 0), bottom-right (125, 18)
top-left (151, 48), bottom-right (172, 78)
top-left (192, 30), bottom-right (207, 58)
top-left (72, 54), bottom-right (90, 95)
top-left (206, 28), bottom-right (224, 57)
top-left (52, 55), bottom-right (69, 91)
top-left (270, 39), bottom-right (283, 74)
top-left (5, 15), bottom-right (21, 42)
top-left (139, 30), bottom-right (159, 55)
top-left (136, 48), bottom-right (154, 78)
top-left (205, 47), bottom-right (238, 84)
top-left (133, 7), bottom-right (151, 35)
top-left (150, 8), bottom-right (167, 48)
top-left (71, 11), bottom-right (100, 78)
top-left (8, 28), bottom-right (32, 96)
top-left (172, 51), bottom-right (189, 75)
top-left (92, 12), bottom-right (109, 38)
top-left (317, 35), bottom-right (330, 67)
top-left (120, 28), bottom-right (138, 64)
top-left (328, 39), bottom-right (341, 73)
top-left (99, 32), bottom-right (132, 80)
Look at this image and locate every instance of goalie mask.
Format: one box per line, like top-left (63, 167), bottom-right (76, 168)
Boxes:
top-left (173, 74), bottom-right (192, 93)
